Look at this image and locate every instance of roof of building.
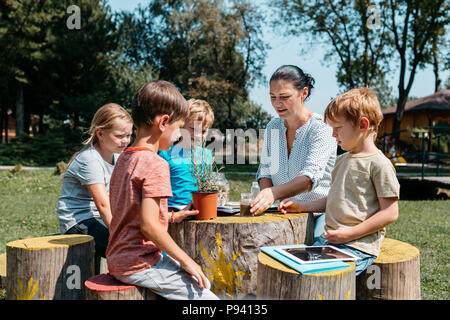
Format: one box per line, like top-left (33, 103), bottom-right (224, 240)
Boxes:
top-left (382, 89), bottom-right (450, 115)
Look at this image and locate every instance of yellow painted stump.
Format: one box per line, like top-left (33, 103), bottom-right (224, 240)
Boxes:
top-left (256, 251), bottom-right (356, 300)
top-left (0, 253), bottom-right (6, 289)
top-left (168, 212), bottom-right (312, 299)
top-left (6, 234), bottom-right (95, 300)
top-left (356, 238), bottom-right (421, 300)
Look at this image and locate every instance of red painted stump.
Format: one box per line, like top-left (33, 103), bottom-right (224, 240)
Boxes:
top-left (84, 273), bottom-right (158, 300)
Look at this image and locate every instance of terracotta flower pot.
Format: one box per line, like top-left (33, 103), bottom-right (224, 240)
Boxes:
top-left (191, 191), bottom-right (218, 220)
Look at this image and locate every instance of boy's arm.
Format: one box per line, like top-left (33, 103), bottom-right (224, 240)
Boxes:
top-left (324, 197), bottom-right (399, 244)
top-left (140, 197), bottom-right (209, 289)
top-left (278, 196), bottom-right (327, 214)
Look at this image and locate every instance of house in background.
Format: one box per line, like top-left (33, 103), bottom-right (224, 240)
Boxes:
top-left (378, 89), bottom-right (450, 153)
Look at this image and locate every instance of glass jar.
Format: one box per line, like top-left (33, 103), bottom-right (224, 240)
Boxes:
top-left (213, 172), bottom-right (230, 206)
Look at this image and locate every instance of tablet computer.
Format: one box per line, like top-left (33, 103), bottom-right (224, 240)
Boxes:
top-left (274, 245), bottom-right (360, 264)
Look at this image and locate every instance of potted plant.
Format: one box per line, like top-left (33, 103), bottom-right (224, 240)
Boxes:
top-left (189, 143), bottom-right (220, 220)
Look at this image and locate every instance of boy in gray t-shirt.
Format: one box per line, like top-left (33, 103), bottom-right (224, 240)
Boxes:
top-left (279, 88), bottom-right (400, 276)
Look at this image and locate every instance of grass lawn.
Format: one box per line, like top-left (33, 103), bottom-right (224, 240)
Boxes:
top-left (0, 169), bottom-right (448, 300)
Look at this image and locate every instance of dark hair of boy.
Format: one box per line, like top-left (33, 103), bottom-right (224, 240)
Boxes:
top-left (130, 80), bottom-right (190, 128)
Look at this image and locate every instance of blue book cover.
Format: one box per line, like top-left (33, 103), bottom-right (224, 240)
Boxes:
top-left (260, 244), bottom-right (351, 274)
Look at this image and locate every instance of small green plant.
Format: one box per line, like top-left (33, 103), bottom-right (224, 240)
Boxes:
top-left (189, 142), bottom-right (220, 192)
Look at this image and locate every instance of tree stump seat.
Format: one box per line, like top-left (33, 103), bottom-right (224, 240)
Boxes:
top-left (84, 273), bottom-right (159, 300)
top-left (356, 238), bottom-right (421, 300)
top-left (256, 251), bottom-right (356, 300)
top-left (6, 234), bottom-right (94, 300)
top-left (0, 253), bottom-right (6, 289)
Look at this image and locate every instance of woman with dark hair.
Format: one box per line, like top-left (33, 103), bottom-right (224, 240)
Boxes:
top-left (251, 65), bottom-right (336, 241)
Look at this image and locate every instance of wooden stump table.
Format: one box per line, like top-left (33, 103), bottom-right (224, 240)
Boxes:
top-left (6, 234), bottom-right (94, 300)
top-left (256, 251), bottom-right (356, 300)
top-left (356, 238), bottom-right (421, 300)
top-left (85, 273), bottom-right (159, 300)
top-left (168, 212), bottom-right (312, 299)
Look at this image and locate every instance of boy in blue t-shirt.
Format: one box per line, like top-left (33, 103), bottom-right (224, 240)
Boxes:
top-left (159, 99), bottom-right (215, 206)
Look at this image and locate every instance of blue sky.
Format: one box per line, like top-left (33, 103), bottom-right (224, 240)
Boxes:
top-left (107, 0), bottom-right (446, 117)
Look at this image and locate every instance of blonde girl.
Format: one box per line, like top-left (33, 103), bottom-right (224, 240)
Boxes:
top-left (57, 103), bottom-right (133, 262)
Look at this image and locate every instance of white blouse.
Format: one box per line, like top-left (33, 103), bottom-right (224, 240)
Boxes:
top-left (257, 113), bottom-right (336, 204)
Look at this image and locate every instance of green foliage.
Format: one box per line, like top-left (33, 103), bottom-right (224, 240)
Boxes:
top-left (271, 0), bottom-right (448, 119)
top-left (189, 144), bottom-right (220, 192)
top-left (1, 0), bottom-right (271, 145)
top-left (271, 0), bottom-right (390, 91)
top-left (431, 122), bottom-right (450, 154)
top-left (0, 128), bottom-right (83, 166)
top-left (119, 0), bottom-right (271, 130)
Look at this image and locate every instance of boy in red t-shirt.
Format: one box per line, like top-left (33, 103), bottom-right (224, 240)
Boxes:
top-left (106, 81), bottom-right (219, 300)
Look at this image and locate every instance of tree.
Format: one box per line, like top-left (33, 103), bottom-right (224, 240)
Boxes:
top-left (430, 26), bottom-right (447, 93)
top-left (272, 0), bottom-right (449, 131)
top-left (271, 0), bottom-right (392, 105)
top-left (0, 0), bottom-right (61, 137)
top-left (0, 0), bottom-right (128, 138)
top-left (383, 0), bottom-right (449, 137)
top-left (43, 0), bottom-right (120, 130)
top-left (120, 0), bottom-right (271, 131)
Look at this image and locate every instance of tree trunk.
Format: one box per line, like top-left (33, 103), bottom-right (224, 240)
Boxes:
top-left (257, 251), bottom-right (356, 300)
top-left (15, 84), bottom-right (24, 138)
top-left (84, 273), bottom-right (159, 300)
top-left (168, 213), bottom-right (312, 299)
top-left (5, 107), bottom-right (9, 143)
top-left (38, 106), bottom-right (45, 134)
top-left (392, 93), bottom-right (408, 140)
top-left (356, 238), bottom-right (420, 300)
top-left (6, 234), bottom-right (95, 300)
top-left (0, 103), bottom-right (4, 143)
top-left (23, 97), bottom-right (30, 136)
top-left (433, 43), bottom-right (441, 93)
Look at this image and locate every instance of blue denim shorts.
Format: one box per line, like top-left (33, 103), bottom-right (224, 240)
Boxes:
top-left (113, 254), bottom-right (219, 300)
top-left (313, 236), bottom-right (376, 276)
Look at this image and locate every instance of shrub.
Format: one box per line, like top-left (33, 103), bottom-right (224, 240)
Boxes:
top-left (0, 128), bottom-right (84, 166)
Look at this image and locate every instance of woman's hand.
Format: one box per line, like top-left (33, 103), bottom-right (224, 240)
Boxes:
top-left (323, 227), bottom-right (355, 244)
top-left (172, 202), bottom-right (199, 223)
top-left (250, 188), bottom-right (275, 216)
top-left (278, 198), bottom-right (307, 214)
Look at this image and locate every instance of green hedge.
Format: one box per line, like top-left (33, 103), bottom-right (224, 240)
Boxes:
top-left (0, 129), bottom-right (84, 166)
